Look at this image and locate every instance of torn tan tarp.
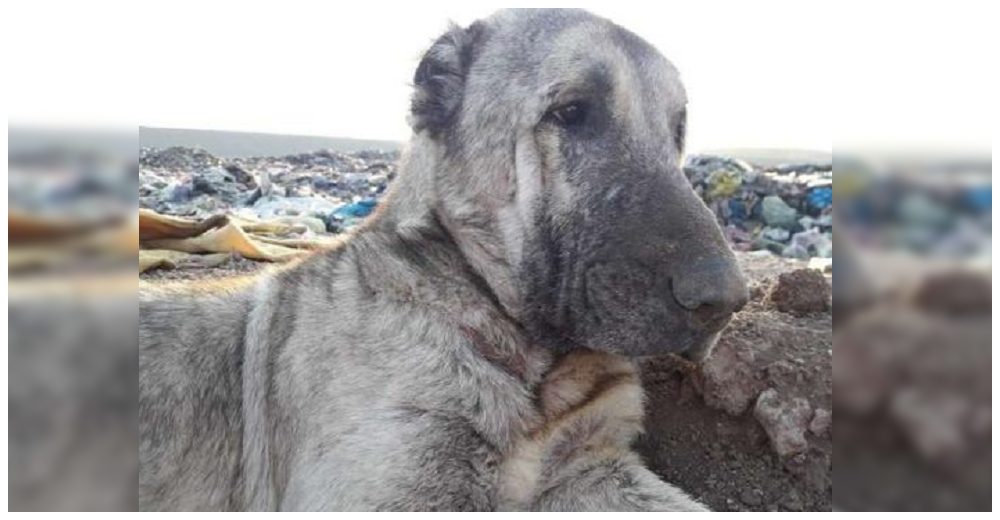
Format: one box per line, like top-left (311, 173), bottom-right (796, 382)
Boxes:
top-left (10, 210), bottom-right (123, 244)
top-left (10, 209), bottom-right (331, 274)
top-left (137, 210), bottom-right (332, 273)
top-left (8, 211), bottom-right (138, 271)
top-left (142, 221), bottom-right (307, 262)
top-left (138, 208), bottom-right (228, 241)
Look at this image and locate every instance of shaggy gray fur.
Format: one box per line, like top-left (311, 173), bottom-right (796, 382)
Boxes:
top-left (140, 9), bottom-right (746, 511)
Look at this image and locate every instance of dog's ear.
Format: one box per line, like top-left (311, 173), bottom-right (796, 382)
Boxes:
top-left (409, 22), bottom-right (486, 136)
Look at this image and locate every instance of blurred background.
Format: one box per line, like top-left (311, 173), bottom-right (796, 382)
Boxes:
top-left (7, 0), bottom-right (992, 512)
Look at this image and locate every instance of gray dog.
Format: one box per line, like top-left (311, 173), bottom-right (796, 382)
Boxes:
top-left (140, 8), bottom-right (747, 511)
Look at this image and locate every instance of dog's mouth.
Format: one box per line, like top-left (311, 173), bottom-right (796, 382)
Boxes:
top-left (572, 323), bottom-right (725, 361)
top-left (548, 261), bottom-right (740, 359)
top-left (678, 329), bottom-right (724, 363)
top-left (638, 322), bottom-right (724, 362)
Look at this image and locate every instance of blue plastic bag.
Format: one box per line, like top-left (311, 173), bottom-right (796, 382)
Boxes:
top-left (334, 198), bottom-right (378, 218)
top-left (807, 187), bottom-right (832, 210)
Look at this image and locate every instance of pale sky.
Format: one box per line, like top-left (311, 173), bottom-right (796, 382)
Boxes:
top-left (136, 3), bottom-right (834, 152)
top-left (9, 1), bottom-right (992, 152)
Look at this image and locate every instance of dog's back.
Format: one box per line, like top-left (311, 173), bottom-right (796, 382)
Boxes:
top-left (139, 279), bottom-right (255, 510)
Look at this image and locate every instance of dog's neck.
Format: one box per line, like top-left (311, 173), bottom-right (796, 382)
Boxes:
top-left (372, 135), bottom-right (525, 323)
top-left (345, 136), bottom-right (551, 386)
top-left (372, 136), bottom-right (439, 225)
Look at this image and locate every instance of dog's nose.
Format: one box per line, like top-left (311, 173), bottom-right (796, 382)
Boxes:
top-left (671, 258), bottom-right (749, 325)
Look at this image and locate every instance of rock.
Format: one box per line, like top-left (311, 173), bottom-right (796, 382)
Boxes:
top-left (809, 408), bottom-right (832, 436)
top-left (889, 388), bottom-right (969, 462)
top-left (769, 268), bottom-right (831, 316)
top-left (700, 337), bottom-right (766, 416)
top-left (754, 388), bottom-right (812, 459)
top-left (761, 195), bottom-right (798, 229)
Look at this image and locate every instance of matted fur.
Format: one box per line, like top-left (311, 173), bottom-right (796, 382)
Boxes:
top-left (140, 9), bottom-right (743, 511)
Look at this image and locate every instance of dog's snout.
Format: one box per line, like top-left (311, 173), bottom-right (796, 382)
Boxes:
top-left (671, 258), bottom-right (749, 324)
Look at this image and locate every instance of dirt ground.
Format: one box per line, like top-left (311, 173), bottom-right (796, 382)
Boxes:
top-left (831, 257), bottom-right (991, 511)
top-left (140, 250), bottom-right (834, 511)
top-left (140, 254), bottom-right (268, 282)
top-left (636, 253), bottom-right (832, 511)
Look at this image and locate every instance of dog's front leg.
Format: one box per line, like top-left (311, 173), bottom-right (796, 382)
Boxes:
top-left (498, 350), bottom-right (708, 511)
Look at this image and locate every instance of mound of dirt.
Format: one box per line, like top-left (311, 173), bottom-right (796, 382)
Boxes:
top-left (768, 268), bottom-right (831, 316)
top-left (636, 252), bottom-right (832, 511)
top-left (832, 265), bottom-right (991, 511)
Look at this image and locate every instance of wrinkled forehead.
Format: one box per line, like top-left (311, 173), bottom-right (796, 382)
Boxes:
top-left (469, 11), bottom-right (686, 116)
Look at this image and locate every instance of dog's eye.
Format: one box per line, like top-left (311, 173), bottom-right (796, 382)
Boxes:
top-left (546, 102), bottom-right (588, 127)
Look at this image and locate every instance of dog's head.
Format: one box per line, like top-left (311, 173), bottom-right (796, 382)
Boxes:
top-left (408, 9), bottom-right (747, 359)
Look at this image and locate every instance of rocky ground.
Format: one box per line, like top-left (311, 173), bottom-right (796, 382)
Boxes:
top-left (830, 250), bottom-right (991, 511)
top-left (637, 254), bottom-right (832, 511)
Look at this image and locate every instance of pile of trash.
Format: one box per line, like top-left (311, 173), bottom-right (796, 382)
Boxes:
top-left (834, 157), bottom-right (991, 259)
top-left (140, 146), bottom-right (398, 234)
top-left (138, 147), bottom-right (841, 273)
top-left (683, 155), bottom-right (833, 259)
